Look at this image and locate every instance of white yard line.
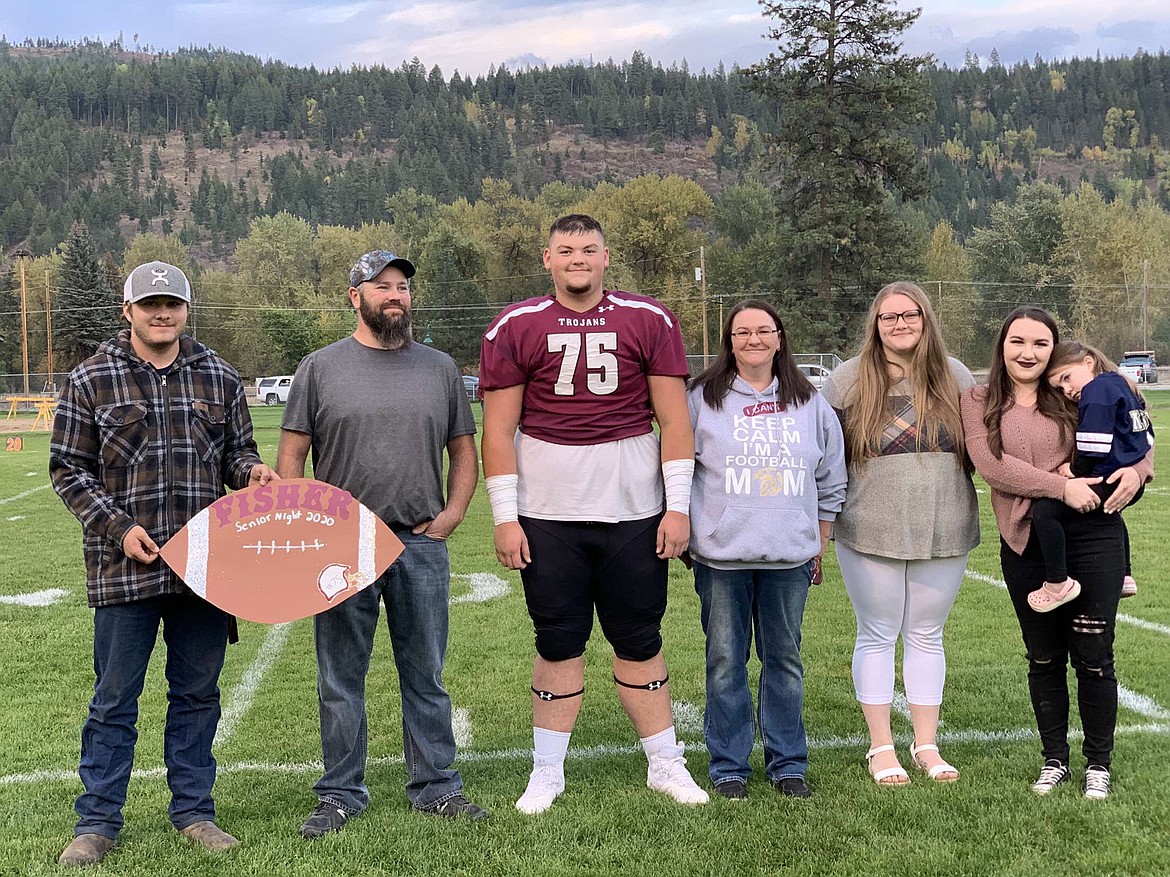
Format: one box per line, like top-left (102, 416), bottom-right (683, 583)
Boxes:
top-left (0, 484), bottom-right (52, 506)
top-left (114, 572), bottom-right (504, 754)
top-left (212, 571), bottom-right (507, 749)
top-left (1118, 684), bottom-right (1170, 719)
top-left (450, 572), bottom-right (510, 605)
top-left (966, 569), bottom-right (1170, 638)
top-left (891, 691), bottom-right (912, 722)
top-left (0, 588), bottom-right (69, 607)
top-left (1117, 613), bottom-right (1170, 637)
top-left (964, 569), bottom-right (1006, 589)
top-left (6, 515), bottom-right (25, 521)
top-left (452, 707), bottom-right (473, 749)
top-left (6, 722), bottom-right (1168, 786)
top-left (671, 699), bottom-right (703, 736)
top-left (213, 622), bottom-right (294, 748)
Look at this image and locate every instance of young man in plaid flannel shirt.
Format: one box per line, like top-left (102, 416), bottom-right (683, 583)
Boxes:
top-left (50, 262), bottom-right (276, 867)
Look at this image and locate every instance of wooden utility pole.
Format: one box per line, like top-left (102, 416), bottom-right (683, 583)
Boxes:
top-left (698, 246), bottom-right (709, 357)
top-left (1141, 259), bottom-right (1150, 350)
top-left (17, 251), bottom-right (30, 393)
top-left (45, 268), bottom-right (54, 391)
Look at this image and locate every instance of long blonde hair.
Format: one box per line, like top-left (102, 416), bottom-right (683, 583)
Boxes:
top-left (843, 281), bottom-right (967, 468)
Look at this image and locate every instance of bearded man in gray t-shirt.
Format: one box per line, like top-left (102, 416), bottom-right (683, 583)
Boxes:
top-left (276, 250), bottom-right (486, 836)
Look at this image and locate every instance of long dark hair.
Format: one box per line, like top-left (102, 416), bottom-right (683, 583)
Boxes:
top-left (982, 306), bottom-right (1076, 457)
top-left (691, 299), bottom-right (814, 410)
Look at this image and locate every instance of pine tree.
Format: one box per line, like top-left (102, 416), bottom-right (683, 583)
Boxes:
top-left (53, 223), bottom-right (122, 367)
top-left (746, 0), bottom-right (933, 337)
top-left (183, 132), bottom-right (197, 186)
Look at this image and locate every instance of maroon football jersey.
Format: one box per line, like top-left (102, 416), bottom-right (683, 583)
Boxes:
top-left (480, 291), bottom-right (689, 445)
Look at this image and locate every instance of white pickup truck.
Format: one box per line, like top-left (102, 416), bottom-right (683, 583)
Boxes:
top-left (1118, 351), bottom-right (1158, 384)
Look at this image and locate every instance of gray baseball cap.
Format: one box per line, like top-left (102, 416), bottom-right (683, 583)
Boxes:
top-left (349, 250), bottom-right (416, 288)
top-left (124, 261), bottom-right (192, 304)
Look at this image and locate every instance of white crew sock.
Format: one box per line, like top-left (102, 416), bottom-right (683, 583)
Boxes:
top-left (533, 727), bottom-right (572, 766)
top-left (640, 726), bottom-right (678, 761)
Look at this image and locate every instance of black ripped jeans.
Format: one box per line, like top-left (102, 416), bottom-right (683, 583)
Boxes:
top-left (1000, 510), bottom-right (1124, 767)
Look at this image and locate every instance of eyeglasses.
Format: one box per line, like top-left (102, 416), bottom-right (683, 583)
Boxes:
top-left (730, 328), bottom-right (780, 340)
top-left (877, 309), bottom-right (923, 326)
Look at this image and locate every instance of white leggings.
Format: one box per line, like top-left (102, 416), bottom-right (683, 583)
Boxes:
top-left (835, 543), bottom-right (968, 706)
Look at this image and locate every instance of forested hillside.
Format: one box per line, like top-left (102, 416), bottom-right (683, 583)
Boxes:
top-left (1, 36), bottom-right (1169, 381)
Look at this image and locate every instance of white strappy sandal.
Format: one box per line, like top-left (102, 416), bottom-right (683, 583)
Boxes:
top-left (910, 742), bottom-right (959, 783)
top-left (865, 744), bottom-right (910, 785)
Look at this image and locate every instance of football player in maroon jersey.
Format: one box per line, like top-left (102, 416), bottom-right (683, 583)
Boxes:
top-left (480, 215), bottom-right (708, 813)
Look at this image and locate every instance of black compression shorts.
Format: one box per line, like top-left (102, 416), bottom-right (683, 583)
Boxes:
top-left (518, 514), bottom-right (667, 662)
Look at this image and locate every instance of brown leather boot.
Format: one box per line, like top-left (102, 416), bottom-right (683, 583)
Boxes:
top-left (58, 833), bottom-right (115, 867)
top-left (178, 820), bottom-right (240, 851)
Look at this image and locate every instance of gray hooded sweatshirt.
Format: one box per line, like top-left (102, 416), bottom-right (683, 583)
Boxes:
top-left (687, 376), bottom-right (847, 570)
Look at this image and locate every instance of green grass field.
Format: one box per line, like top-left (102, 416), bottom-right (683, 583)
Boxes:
top-left (1, 397), bottom-right (1168, 876)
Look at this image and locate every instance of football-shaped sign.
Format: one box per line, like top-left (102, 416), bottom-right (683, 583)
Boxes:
top-left (159, 478), bottom-right (403, 624)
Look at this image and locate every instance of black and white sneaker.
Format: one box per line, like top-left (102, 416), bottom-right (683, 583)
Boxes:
top-left (772, 776), bottom-right (812, 799)
top-left (1031, 759), bottom-right (1070, 795)
top-left (714, 779), bottom-right (747, 800)
top-left (1084, 765), bottom-right (1111, 800)
top-left (300, 801), bottom-right (350, 839)
top-left (421, 793), bottom-right (491, 821)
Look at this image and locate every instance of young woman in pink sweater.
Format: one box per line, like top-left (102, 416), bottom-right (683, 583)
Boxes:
top-left (960, 307), bottom-right (1152, 801)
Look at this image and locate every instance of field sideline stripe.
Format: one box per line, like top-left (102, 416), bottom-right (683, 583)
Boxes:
top-left (1117, 613), bottom-right (1170, 637)
top-left (213, 622), bottom-right (294, 748)
top-left (965, 569), bottom-right (1170, 638)
top-left (1118, 684), bottom-right (1170, 719)
top-left (5, 722), bottom-right (1168, 787)
top-left (0, 484), bottom-right (52, 507)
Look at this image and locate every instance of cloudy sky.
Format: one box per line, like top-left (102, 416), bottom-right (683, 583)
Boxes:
top-left (2, 0), bottom-right (1168, 76)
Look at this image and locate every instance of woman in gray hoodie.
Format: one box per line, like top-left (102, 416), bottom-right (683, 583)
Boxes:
top-left (687, 299), bottom-right (847, 800)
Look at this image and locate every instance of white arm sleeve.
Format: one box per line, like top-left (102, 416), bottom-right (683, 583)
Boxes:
top-left (485, 474), bottom-right (519, 525)
top-left (661, 459), bottom-right (694, 515)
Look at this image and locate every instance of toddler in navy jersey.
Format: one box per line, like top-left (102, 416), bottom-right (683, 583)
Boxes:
top-left (1027, 341), bottom-right (1153, 612)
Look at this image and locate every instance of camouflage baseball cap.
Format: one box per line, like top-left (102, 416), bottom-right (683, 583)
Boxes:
top-left (123, 261), bottom-right (192, 303)
top-left (349, 250), bottom-right (416, 287)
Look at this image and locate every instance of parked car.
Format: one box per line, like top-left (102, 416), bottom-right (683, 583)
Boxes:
top-left (798, 363), bottom-right (832, 389)
top-left (462, 375), bottom-right (481, 404)
top-left (1119, 350), bottom-right (1158, 384)
top-left (256, 375), bottom-right (294, 405)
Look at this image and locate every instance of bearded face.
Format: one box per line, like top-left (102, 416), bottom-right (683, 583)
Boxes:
top-left (358, 286), bottom-right (413, 349)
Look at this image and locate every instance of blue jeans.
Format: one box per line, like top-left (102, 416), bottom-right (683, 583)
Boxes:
top-left (313, 533), bottom-right (463, 812)
top-left (75, 594), bottom-right (230, 839)
top-left (694, 561), bottom-right (812, 785)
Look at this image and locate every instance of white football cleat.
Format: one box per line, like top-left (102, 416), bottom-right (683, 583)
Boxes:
top-left (647, 744), bottom-right (709, 805)
top-left (516, 762), bottom-right (565, 815)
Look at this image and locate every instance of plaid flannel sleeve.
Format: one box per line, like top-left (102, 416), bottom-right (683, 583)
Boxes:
top-left (220, 370), bottom-right (263, 490)
top-left (49, 373), bottom-right (138, 549)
